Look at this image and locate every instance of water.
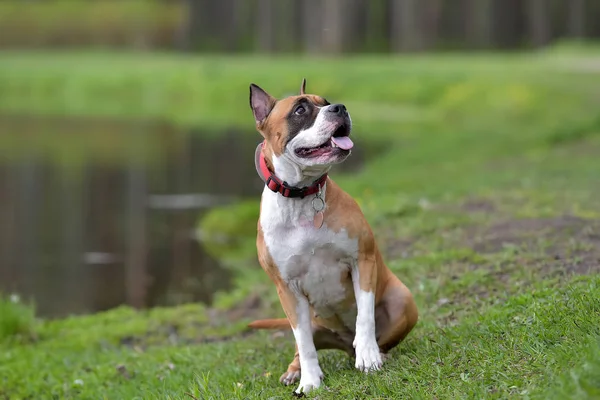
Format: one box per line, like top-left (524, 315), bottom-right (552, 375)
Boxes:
top-left (0, 115), bottom-right (367, 318)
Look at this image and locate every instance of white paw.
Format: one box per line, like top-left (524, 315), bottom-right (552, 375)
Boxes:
top-left (354, 339), bottom-right (383, 373)
top-left (280, 369), bottom-right (301, 386)
top-left (295, 365), bottom-right (323, 394)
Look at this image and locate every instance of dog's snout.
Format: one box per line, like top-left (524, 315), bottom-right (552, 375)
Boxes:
top-left (328, 103), bottom-right (347, 116)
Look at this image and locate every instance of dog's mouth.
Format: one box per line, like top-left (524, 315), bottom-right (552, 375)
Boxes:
top-left (295, 124), bottom-right (353, 158)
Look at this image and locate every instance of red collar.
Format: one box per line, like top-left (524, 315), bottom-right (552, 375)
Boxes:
top-left (255, 141), bottom-right (327, 199)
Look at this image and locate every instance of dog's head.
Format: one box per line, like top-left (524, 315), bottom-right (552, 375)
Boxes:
top-left (249, 79), bottom-right (353, 186)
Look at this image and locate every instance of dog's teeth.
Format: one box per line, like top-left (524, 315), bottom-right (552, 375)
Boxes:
top-left (331, 140), bottom-right (337, 148)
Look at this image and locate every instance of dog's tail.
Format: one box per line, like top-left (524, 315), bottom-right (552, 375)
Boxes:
top-left (247, 318), bottom-right (291, 330)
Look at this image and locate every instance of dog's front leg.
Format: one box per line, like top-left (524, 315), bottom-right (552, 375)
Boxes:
top-left (279, 282), bottom-right (323, 393)
top-left (351, 247), bottom-right (383, 372)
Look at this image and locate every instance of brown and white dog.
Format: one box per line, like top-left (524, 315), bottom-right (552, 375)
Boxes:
top-left (247, 79), bottom-right (418, 394)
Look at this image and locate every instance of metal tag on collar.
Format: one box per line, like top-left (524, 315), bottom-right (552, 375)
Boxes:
top-left (311, 186), bottom-right (325, 211)
top-left (312, 186), bottom-right (325, 229)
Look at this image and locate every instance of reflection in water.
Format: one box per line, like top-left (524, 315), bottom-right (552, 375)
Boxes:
top-left (0, 116), bottom-right (367, 318)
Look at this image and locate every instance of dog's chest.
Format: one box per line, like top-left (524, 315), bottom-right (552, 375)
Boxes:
top-left (260, 192), bottom-right (359, 310)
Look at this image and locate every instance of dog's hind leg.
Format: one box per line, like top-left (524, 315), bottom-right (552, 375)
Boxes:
top-left (280, 345), bottom-right (301, 385)
top-left (375, 282), bottom-right (418, 354)
top-left (313, 326), bottom-right (355, 356)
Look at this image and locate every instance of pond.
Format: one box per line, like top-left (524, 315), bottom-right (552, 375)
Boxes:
top-left (0, 115), bottom-right (368, 318)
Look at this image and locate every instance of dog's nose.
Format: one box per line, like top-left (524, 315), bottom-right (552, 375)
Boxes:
top-left (328, 103), bottom-right (347, 116)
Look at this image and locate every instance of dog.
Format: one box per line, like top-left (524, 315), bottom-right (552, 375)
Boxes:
top-left (247, 79), bottom-right (418, 394)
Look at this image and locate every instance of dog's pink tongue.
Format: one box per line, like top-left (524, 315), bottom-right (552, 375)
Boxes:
top-left (331, 136), bottom-right (354, 150)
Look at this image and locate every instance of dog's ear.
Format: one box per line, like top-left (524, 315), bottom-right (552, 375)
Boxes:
top-left (300, 78), bottom-right (306, 95)
top-left (249, 84), bottom-right (276, 124)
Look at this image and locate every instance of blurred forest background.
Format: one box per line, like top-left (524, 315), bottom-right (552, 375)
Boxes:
top-left (0, 0), bottom-right (598, 52)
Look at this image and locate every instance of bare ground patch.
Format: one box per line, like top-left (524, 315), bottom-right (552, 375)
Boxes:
top-left (382, 236), bottom-right (415, 260)
top-left (460, 197), bottom-right (497, 214)
top-left (378, 210), bottom-right (600, 328)
top-left (116, 320), bottom-right (258, 352)
top-left (465, 215), bottom-right (600, 275)
top-left (427, 214), bottom-right (600, 326)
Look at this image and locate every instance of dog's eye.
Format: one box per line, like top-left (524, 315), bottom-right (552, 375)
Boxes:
top-left (294, 105), bottom-right (306, 115)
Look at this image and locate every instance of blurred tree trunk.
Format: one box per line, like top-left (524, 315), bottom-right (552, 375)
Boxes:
top-left (591, 1), bottom-right (600, 37)
top-left (273, 0), bottom-right (302, 52)
top-left (175, 0), bottom-right (191, 50)
top-left (422, 0), bottom-right (442, 50)
top-left (302, 0), bottom-right (323, 53)
top-left (527, 0), bottom-right (550, 47)
top-left (465, 0), bottom-right (493, 48)
top-left (222, 0), bottom-right (240, 51)
top-left (493, 0), bottom-right (524, 48)
top-left (322, 0), bottom-right (344, 53)
top-left (365, 0), bottom-right (387, 52)
top-left (567, 0), bottom-right (586, 38)
top-left (390, 0), bottom-right (423, 52)
top-left (183, 0), bottom-right (238, 51)
top-left (256, 0), bottom-right (275, 52)
top-left (176, 0), bottom-right (204, 51)
top-left (435, 1), bottom-right (462, 49)
top-left (345, 0), bottom-right (368, 52)
top-left (390, 0), bottom-right (403, 51)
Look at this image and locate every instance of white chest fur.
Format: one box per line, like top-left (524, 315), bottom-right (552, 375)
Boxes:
top-left (260, 186), bottom-right (359, 315)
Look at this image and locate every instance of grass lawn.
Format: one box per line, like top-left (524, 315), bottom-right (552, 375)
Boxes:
top-left (1, 48), bottom-right (600, 399)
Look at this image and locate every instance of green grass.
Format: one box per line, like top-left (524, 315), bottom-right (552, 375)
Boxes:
top-left (0, 294), bottom-right (37, 342)
top-left (1, 48), bottom-right (600, 399)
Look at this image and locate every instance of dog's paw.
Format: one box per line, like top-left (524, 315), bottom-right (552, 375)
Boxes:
top-left (295, 365), bottom-right (323, 394)
top-left (354, 340), bottom-right (383, 373)
top-left (280, 369), bottom-right (301, 386)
